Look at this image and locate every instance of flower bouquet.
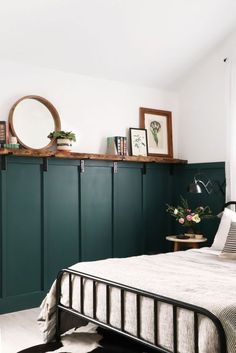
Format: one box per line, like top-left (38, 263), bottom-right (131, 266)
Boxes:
top-left (166, 197), bottom-right (212, 236)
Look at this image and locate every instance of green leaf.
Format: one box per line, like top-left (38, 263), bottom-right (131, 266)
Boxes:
top-left (48, 131), bottom-right (76, 142)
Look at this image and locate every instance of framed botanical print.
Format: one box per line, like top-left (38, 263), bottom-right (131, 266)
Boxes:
top-left (139, 107), bottom-right (173, 158)
top-left (129, 128), bottom-right (148, 156)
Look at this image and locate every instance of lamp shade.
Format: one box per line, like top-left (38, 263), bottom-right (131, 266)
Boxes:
top-left (188, 174), bottom-right (225, 195)
top-left (188, 179), bottom-right (203, 194)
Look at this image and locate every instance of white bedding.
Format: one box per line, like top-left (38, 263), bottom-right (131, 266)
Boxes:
top-left (39, 248), bottom-right (236, 353)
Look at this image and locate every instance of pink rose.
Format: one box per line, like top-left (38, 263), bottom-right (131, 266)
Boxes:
top-left (178, 218), bottom-right (185, 224)
top-left (187, 209), bottom-right (191, 213)
top-left (186, 215), bottom-right (192, 221)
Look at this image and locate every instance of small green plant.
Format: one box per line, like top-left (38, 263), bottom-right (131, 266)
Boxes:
top-left (48, 131), bottom-right (76, 142)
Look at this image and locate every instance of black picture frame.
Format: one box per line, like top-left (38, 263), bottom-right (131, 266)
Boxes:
top-left (129, 128), bottom-right (148, 156)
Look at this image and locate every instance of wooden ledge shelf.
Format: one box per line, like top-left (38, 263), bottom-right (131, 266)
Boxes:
top-left (0, 149), bottom-right (55, 157)
top-left (0, 148), bottom-right (187, 164)
top-left (55, 152), bottom-right (187, 164)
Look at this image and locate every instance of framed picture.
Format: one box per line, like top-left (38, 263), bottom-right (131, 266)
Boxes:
top-left (139, 107), bottom-right (173, 158)
top-left (129, 128), bottom-right (148, 156)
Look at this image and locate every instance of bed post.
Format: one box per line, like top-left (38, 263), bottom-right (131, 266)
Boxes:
top-left (55, 270), bottom-right (64, 343)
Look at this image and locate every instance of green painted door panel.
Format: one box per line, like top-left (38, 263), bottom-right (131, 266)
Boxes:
top-left (5, 161), bottom-right (42, 296)
top-left (113, 165), bottom-right (144, 257)
top-left (143, 165), bottom-right (172, 254)
top-left (46, 164), bottom-right (79, 288)
top-left (81, 166), bottom-right (112, 261)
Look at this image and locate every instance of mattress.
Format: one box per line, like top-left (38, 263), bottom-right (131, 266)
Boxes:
top-left (38, 248), bottom-right (236, 353)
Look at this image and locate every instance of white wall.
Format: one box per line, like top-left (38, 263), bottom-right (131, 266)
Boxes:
top-left (178, 30), bottom-right (236, 163)
top-left (0, 61), bottom-right (179, 155)
top-left (2, 31), bottom-right (236, 163)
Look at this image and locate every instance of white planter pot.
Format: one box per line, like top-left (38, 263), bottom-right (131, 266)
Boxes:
top-left (57, 138), bottom-right (72, 151)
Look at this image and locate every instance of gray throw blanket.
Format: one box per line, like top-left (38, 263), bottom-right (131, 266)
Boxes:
top-left (38, 248), bottom-right (236, 353)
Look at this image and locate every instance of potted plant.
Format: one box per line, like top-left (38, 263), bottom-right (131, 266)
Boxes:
top-left (48, 131), bottom-right (76, 151)
top-left (166, 197), bottom-right (212, 237)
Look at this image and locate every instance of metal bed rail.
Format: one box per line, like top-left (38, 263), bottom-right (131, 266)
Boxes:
top-left (55, 268), bottom-right (227, 353)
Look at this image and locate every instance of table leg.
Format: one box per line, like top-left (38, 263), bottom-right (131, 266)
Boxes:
top-left (174, 242), bottom-right (181, 252)
top-left (191, 242), bottom-right (200, 249)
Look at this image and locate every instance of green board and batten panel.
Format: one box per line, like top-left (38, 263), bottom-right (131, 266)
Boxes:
top-left (1, 157), bottom-right (45, 313)
top-left (80, 161), bottom-right (113, 261)
top-left (143, 164), bottom-right (173, 254)
top-left (5, 159), bottom-right (42, 296)
top-left (45, 159), bottom-right (80, 288)
top-left (113, 163), bottom-right (145, 257)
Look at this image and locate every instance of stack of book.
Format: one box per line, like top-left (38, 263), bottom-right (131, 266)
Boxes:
top-left (0, 121), bottom-right (20, 149)
top-left (107, 136), bottom-right (127, 155)
top-left (3, 143), bottom-right (20, 149)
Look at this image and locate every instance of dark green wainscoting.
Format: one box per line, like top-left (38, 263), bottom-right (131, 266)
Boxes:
top-left (0, 156), bottom-right (225, 314)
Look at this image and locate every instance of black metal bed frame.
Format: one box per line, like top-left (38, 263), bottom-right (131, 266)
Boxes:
top-left (55, 201), bottom-right (234, 352)
top-left (55, 268), bottom-right (227, 353)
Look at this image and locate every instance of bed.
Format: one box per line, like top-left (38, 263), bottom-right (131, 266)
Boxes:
top-left (38, 203), bottom-right (236, 353)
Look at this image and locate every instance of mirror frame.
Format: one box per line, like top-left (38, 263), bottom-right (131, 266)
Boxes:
top-left (8, 95), bottom-right (61, 151)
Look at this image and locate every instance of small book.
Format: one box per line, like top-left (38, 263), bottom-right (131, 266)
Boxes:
top-left (115, 136), bottom-right (121, 155)
top-left (123, 137), bottom-right (127, 155)
top-left (120, 137), bottom-right (124, 156)
top-left (106, 137), bottom-right (118, 155)
top-left (3, 143), bottom-right (20, 149)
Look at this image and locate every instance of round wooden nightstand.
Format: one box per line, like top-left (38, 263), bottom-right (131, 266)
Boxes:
top-left (166, 235), bottom-right (207, 252)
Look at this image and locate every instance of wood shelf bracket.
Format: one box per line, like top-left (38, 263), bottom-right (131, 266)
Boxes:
top-left (0, 155), bottom-right (7, 171)
top-left (43, 157), bottom-right (48, 172)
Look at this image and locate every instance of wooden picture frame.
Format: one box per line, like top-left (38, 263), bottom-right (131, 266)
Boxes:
top-left (129, 128), bottom-right (148, 156)
top-left (139, 107), bottom-right (173, 158)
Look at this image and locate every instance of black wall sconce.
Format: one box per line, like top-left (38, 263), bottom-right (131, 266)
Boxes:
top-left (188, 174), bottom-right (225, 196)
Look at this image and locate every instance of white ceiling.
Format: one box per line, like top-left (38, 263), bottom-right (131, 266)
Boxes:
top-left (0, 0), bottom-right (236, 89)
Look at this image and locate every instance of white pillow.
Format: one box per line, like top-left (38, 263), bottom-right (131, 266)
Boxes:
top-left (219, 221), bottom-right (236, 259)
top-left (211, 208), bottom-right (236, 250)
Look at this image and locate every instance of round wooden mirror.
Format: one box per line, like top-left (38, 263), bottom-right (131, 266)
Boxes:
top-left (9, 95), bottom-right (61, 150)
